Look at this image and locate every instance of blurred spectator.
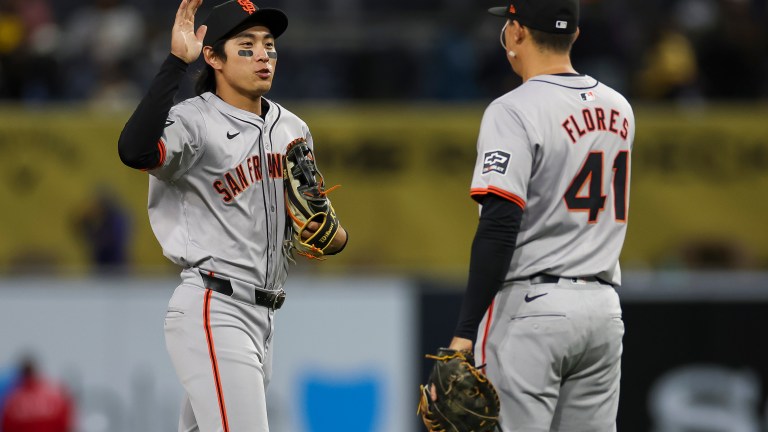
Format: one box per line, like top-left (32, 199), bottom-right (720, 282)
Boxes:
top-left (0, 0), bottom-right (61, 101)
top-left (635, 22), bottom-right (700, 101)
top-left (1, 0), bottom-right (768, 102)
top-left (0, 356), bottom-right (75, 432)
top-left (0, 366), bottom-right (21, 422)
top-left (60, 0), bottom-right (145, 101)
top-left (72, 190), bottom-right (130, 272)
top-left (0, 0), bottom-right (26, 99)
top-left (16, 0), bottom-right (60, 102)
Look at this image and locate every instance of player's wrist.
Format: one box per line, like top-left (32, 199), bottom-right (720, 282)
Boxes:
top-left (448, 337), bottom-right (473, 353)
top-left (166, 52), bottom-right (192, 69)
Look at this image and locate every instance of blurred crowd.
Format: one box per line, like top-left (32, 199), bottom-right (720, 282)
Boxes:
top-left (0, 0), bottom-right (766, 104)
top-left (0, 356), bottom-right (74, 432)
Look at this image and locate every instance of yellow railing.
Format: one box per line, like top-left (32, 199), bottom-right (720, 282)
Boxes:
top-left (1, 103), bottom-right (767, 275)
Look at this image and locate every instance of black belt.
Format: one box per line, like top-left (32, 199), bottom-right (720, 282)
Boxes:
top-left (529, 274), bottom-right (612, 286)
top-left (200, 272), bottom-right (285, 310)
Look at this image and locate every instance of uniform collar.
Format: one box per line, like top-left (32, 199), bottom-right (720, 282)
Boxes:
top-left (203, 92), bottom-right (278, 124)
top-left (527, 74), bottom-right (599, 90)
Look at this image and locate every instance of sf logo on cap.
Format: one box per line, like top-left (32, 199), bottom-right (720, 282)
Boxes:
top-left (238, 0), bottom-right (256, 14)
top-left (508, 4), bottom-right (516, 13)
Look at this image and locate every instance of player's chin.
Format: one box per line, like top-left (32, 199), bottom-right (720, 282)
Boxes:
top-left (249, 81), bottom-right (273, 97)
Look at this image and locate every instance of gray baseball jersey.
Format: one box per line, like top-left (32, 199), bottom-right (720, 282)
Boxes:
top-left (148, 92), bottom-right (309, 290)
top-left (472, 74), bottom-right (633, 432)
top-left (150, 92), bottom-right (312, 432)
top-left (470, 74), bottom-right (634, 286)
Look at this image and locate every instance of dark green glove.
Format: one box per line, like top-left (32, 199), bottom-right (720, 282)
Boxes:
top-left (418, 348), bottom-right (501, 432)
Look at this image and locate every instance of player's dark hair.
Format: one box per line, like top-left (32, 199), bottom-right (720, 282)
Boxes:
top-left (194, 39), bottom-right (228, 96)
top-left (528, 28), bottom-right (577, 54)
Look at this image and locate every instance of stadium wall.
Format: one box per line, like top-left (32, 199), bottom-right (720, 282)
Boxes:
top-left (1, 104), bottom-right (767, 276)
top-left (1, 273), bottom-right (767, 432)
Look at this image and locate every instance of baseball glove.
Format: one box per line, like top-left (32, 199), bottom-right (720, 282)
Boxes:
top-left (418, 348), bottom-right (500, 432)
top-left (283, 138), bottom-right (340, 259)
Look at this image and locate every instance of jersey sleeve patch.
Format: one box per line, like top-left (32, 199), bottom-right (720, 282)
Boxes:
top-left (470, 186), bottom-right (526, 209)
top-left (482, 150), bottom-right (511, 175)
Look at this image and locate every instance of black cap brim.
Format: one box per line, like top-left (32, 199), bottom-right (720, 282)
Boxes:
top-left (488, 6), bottom-right (508, 17)
top-left (203, 8), bottom-right (288, 47)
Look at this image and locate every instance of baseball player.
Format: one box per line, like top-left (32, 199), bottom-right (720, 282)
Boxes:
top-left (432, 1), bottom-right (634, 431)
top-left (117, 1), bottom-right (348, 431)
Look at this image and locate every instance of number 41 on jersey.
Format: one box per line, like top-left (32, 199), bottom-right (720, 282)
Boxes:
top-left (564, 151), bottom-right (629, 224)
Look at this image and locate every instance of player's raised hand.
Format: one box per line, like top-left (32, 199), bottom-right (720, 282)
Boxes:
top-left (171, 0), bottom-right (207, 64)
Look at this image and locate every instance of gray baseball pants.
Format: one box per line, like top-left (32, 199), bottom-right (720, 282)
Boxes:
top-left (477, 278), bottom-right (624, 432)
top-left (164, 270), bottom-right (275, 432)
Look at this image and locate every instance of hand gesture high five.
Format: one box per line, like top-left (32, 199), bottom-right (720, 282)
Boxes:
top-left (171, 0), bottom-right (208, 64)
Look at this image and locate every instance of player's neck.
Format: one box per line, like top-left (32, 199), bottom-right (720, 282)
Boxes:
top-left (216, 87), bottom-right (264, 116)
top-left (519, 54), bottom-right (577, 82)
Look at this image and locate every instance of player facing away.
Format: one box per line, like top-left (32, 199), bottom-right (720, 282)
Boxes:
top-left (434, 0), bottom-right (635, 431)
top-left (117, 1), bottom-right (348, 431)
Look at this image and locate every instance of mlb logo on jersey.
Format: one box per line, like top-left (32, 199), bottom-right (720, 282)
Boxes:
top-left (482, 150), bottom-right (511, 175)
top-left (580, 91), bottom-right (596, 102)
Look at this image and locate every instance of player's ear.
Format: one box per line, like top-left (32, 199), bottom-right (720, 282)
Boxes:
top-left (573, 27), bottom-right (580, 43)
top-left (203, 46), bottom-right (223, 70)
top-left (511, 20), bottom-right (525, 44)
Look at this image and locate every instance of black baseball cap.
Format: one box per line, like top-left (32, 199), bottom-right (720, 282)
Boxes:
top-left (488, 0), bottom-right (579, 34)
top-left (202, 0), bottom-right (288, 46)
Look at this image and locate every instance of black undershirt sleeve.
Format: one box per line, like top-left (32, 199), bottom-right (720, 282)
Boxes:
top-left (454, 193), bottom-right (524, 342)
top-left (118, 54), bottom-right (189, 170)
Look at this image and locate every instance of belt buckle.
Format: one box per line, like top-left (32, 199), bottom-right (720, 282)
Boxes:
top-left (272, 290), bottom-right (286, 309)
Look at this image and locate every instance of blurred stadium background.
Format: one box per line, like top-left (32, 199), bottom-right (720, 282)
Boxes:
top-left (1, 0), bottom-right (768, 431)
